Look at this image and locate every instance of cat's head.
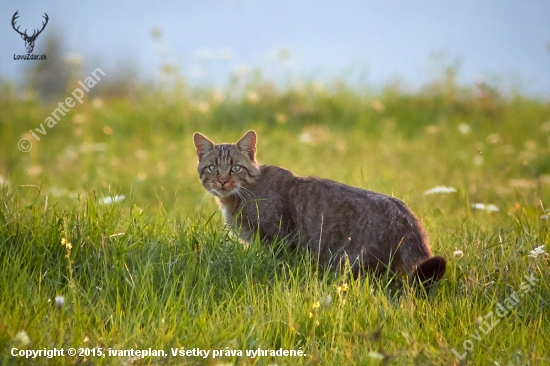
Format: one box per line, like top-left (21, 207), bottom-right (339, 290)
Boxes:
top-left (193, 130), bottom-right (260, 198)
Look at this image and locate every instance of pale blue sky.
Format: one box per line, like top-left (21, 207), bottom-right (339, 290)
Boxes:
top-left (1, 0), bottom-right (549, 96)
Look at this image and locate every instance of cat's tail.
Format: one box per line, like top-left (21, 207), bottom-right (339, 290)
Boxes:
top-left (413, 256), bottom-right (447, 288)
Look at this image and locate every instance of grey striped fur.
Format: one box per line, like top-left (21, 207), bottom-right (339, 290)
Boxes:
top-left (193, 130), bottom-right (446, 284)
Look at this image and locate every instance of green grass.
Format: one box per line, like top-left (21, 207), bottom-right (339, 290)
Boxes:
top-left (1, 74), bottom-right (550, 365)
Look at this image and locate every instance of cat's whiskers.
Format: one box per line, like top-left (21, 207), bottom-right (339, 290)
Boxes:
top-left (235, 187), bottom-right (250, 199)
top-left (206, 186), bottom-right (218, 199)
top-left (239, 186), bottom-right (254, 195)
top-left (237, 186), bottom-right (254, 199)
top-left (199, 191), bottom-right (211, 207)
top-left (234, 187), bottom-right (248, 204)
top-left (235, 186), bottom-right (253, 203)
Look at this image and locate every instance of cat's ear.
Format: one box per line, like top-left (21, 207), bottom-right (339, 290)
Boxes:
top-left (193, 133), bottom-right (214, 160)
top-left (236, 130), bottom-right (257, 161)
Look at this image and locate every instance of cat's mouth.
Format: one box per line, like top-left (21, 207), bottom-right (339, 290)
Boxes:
top-left (211, 187), bottom-right (235, 198)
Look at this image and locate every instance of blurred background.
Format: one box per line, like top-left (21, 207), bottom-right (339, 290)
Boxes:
top-left (1, 0), bottom-right (550, 96)
top-left (1, 0), bottom-right (549, 217)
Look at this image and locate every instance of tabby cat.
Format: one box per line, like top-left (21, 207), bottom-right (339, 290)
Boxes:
top-left (193, 130), bottom-right (446, 285)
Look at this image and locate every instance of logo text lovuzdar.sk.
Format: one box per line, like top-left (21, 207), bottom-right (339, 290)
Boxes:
top-left (12, 10), bottom-right (48, 60)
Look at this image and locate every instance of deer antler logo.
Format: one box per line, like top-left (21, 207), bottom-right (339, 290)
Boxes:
top-left (12, 11), bottom-right (49, 54)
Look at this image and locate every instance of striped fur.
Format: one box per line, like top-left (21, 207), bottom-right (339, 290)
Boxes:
top-left (193, 130), bottom-right (446, 285)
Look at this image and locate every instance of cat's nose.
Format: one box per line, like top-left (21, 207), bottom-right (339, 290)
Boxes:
top-left (219, 178), bottom-right (228, 186)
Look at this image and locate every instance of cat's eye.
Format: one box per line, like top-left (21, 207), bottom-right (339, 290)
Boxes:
top-left (231, 165), bottom-right (242, 173)
top-left (208, 165), bottom-right (218, 172)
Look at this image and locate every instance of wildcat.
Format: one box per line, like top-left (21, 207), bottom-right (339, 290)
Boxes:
top-left (193, 130), bottom-right (446, 285)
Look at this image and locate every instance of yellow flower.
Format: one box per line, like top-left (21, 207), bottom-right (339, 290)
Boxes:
top-left (336, 283), bottom-right (349, 294)
top-left (61, 238), bottom-right (72, 251)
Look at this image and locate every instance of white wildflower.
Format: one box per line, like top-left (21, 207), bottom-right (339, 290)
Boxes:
top-left (529, 245), bottom-right (546, 258)
top-left (55, 295), bottom-right (65, 308)
top-left (321, 294), bottom-right (333, 307)
top-left (485, 204), bottom-right (499, 212)
top-left (13, 330), bottom-right (30, 346)
top-left (458, 123), bottom-right (471, 134)
top-left (487, 133), bottom-right (501, 144)
top-left (92, 97), bottom-right (104, 109)
top-left (473, 155), bottom-right (484, 166)
top-left (99, 195), bottom-right (125, 205)
top-left (471, 203), bottom-right (499, 212)
top-left (453, 250), bottom-right (464, 259)
top-left (367, 351), bottom-right (384, 359)
top-left (299, 133), bottom-right (312, 143)
top-left (424, 186), bottom-right (457, 195)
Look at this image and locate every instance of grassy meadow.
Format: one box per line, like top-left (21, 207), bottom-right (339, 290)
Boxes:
top-left (1, 71), bottom-right (550, 365)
